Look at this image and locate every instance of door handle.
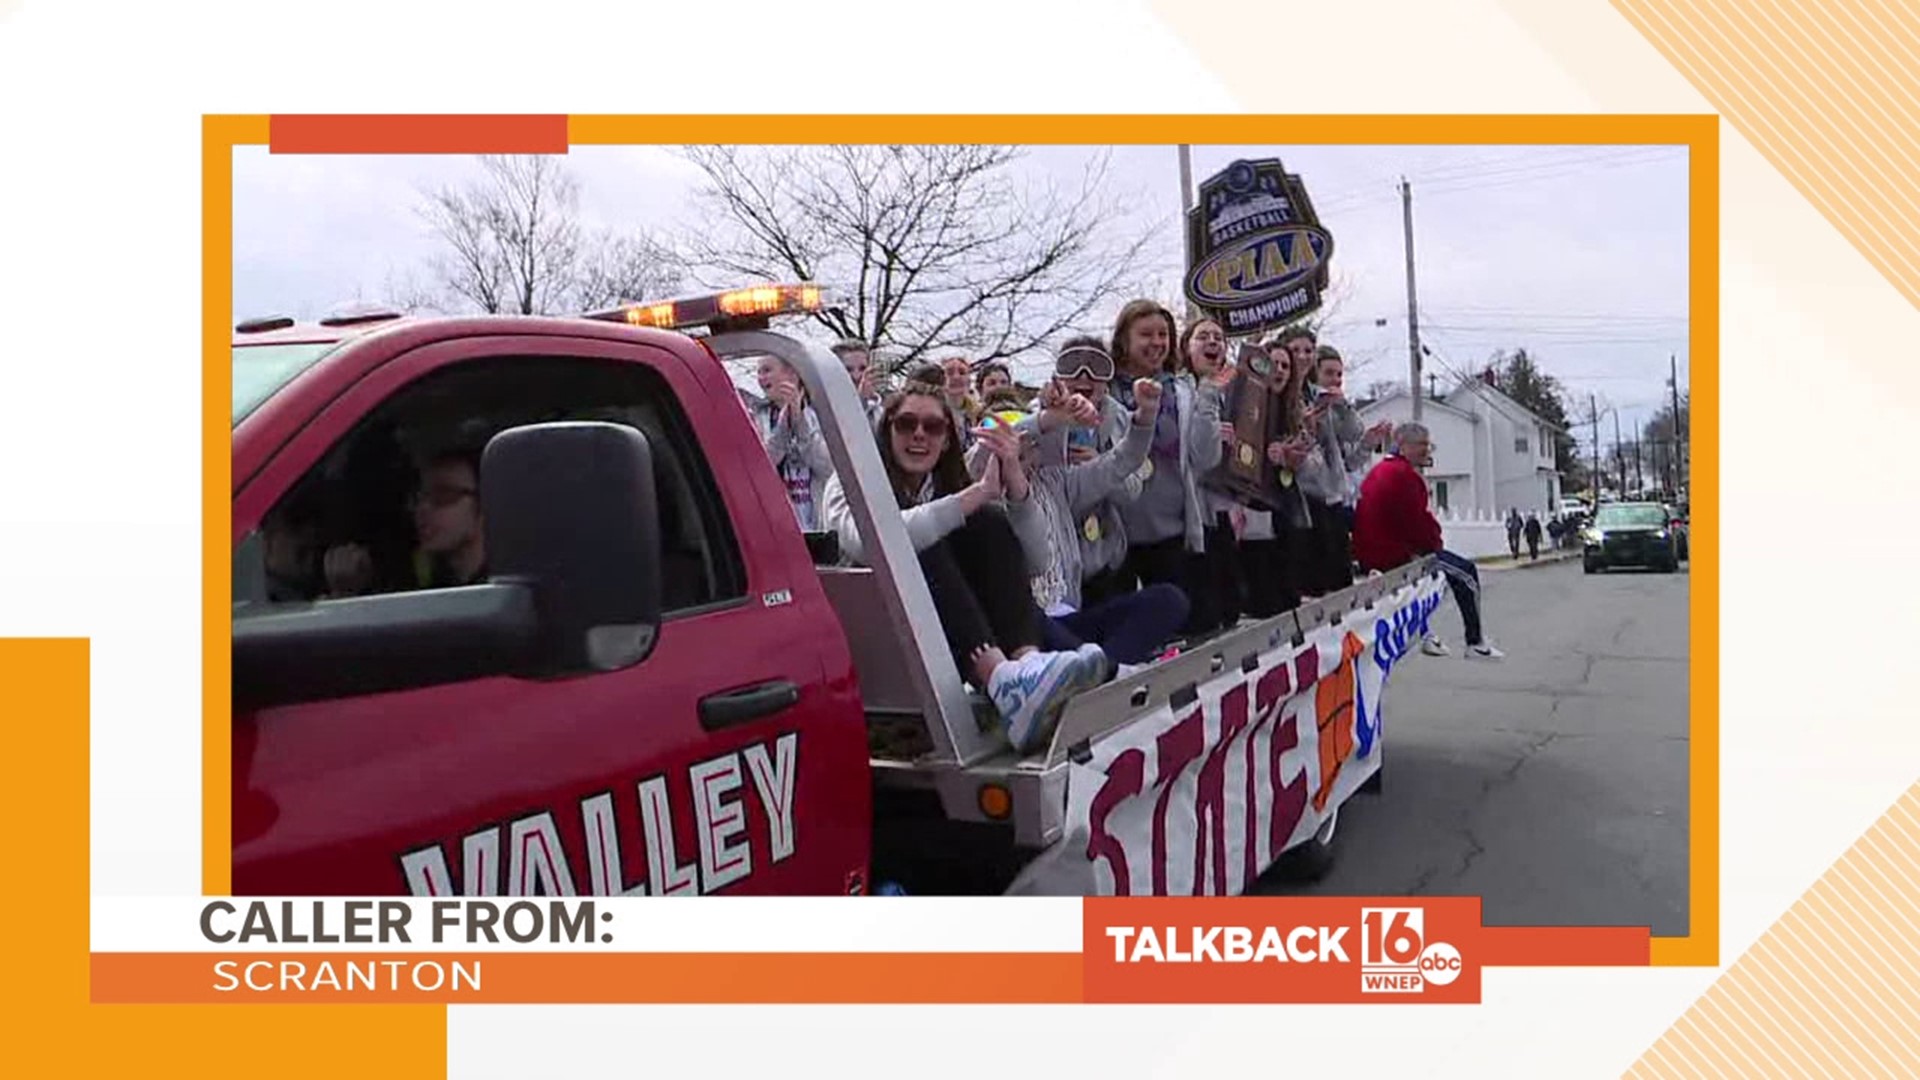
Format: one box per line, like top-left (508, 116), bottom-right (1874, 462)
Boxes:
top-left (698, 680), bottom-right (801, 731)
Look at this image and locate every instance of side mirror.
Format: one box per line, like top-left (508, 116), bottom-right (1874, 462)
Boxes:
top-left (233, 421), bottom-right (663, 711)
top-left (484, 421), bottom-right (663, 674)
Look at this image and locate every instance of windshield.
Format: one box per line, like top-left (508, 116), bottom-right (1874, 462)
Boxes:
top-left (234, 343), bottom-right (337, 426)
top-left (1595, 505), bottom-right (1668, 528)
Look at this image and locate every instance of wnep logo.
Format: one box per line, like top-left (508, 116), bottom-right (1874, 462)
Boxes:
top-left (1359, 907), bottom-right (1462, 993)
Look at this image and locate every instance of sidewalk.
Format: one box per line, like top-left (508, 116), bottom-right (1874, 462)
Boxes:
top-left (1476, 548), bottom-right (1581, 571)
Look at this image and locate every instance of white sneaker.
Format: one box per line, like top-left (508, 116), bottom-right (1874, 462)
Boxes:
top-left (1114, 661), bottom-right (1151, 680)
top-left (1420, 636), bottom-right (1450, 657)
top-left (1466, 642), bottom-right (1506, 661)
top-left (1072, 642), bottom-right (1112, 687)
top-left (991, 650), bottom-right (1090, 754)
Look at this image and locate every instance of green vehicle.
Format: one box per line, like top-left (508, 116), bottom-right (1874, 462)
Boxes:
top-left (1582, 502), bottom-right (1683, 574)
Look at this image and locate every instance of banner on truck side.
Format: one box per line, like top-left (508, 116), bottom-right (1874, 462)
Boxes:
top-left (1008, 573), bottom-right (1445, 897)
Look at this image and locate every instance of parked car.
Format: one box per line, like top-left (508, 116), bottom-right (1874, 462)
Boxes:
top-left (1582, 501), bottom-right (1682, 574)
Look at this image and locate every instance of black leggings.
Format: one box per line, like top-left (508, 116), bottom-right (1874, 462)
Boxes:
top-left (1240, 537), bottom-right (1297, 618)
top-left (1306, 498), bottom-right (1354, 595)
top-left (1203, 514), bottom-right (1245, 629)
top-left (919, 509), bottom-right (1044, 682)
top-left (1120, 535), bottom-right (1219, 637)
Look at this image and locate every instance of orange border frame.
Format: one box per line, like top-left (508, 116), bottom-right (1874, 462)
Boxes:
top-left (200, 116), bottom-right (1717, 981)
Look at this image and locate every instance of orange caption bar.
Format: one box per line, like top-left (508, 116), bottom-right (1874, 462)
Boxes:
top-left (268, 114), bottom-right (568, 154)
top-left (90, 952), bottom-right (1084, 1005)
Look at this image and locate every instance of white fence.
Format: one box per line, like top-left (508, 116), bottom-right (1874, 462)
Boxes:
top-left (1432, 507), bottom-right (1569, 560)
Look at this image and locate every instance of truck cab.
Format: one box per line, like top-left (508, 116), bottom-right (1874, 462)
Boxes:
top-left (232, 297), bottom-right (876, 896)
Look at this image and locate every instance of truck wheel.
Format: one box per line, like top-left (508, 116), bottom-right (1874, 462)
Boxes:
top-left (1583, 559), bottom-right (1598, 575)
top-left (870, 790), bottom-right (1032, 896)
top-left (1271, 806), bottom-right (1340, 884)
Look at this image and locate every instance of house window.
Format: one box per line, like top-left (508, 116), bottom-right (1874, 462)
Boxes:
top-left (1434, 480), bottom-right (1450, 512)
top-left (1514, 435), bottom-right (1529, 454)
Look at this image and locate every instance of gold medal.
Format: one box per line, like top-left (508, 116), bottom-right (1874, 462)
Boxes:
top-left (1083, 516), bottom-right (1102, 542)
top-left (1238, 443), bottom-right (1255, 467)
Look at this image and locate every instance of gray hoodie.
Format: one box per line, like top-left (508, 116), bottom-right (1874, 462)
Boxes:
top-left (1026, 413), bottom-right (1156, 612)
top-left (743, 391), bottom-right (836, 530)
top-left (1297, 386), bottom-right (1367, 506)
top-left (1110, 374), bottom-right (1225, 554)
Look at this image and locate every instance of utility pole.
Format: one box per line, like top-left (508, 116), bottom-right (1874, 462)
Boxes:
top-left (1613, 410), bottom-right (1626, 497)
top-left (1427, 372), bottom-right (1438, 399)
top-left (1633, 422), bottom-right (1644, 492)
top-left (1670, 353), bottom-right (1684, 497)
top-left (1178, 146), bottom-right (1198, 324)
top-left (1589, 393), bottom-right (1601, 502)
top-left (1401, 177), bottom-right (1422, 421)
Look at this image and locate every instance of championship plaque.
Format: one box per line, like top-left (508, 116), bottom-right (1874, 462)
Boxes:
top-left (1204, 342), bottom-right (1288, 512)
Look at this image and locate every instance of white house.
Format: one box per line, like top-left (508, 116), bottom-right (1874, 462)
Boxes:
top-left (1357, 380), bottom-right (1565, 519)
top-left (1354, 391), bottom-right (1480, 517)
top-left (1354, 380), bottom-right (1567, 558)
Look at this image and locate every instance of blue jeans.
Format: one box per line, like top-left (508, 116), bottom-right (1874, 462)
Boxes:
top-left (1431, 549), bottom-right (1485, 647)
top-left (1040, 584), bottom-right (1190, 665)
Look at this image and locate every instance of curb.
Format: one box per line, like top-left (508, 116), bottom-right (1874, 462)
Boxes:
top-left (1475, 550), bottom-right (1581, 571)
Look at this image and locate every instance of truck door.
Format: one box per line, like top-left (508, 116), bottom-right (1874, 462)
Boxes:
top-left (231, 332), bottom-right (871, 896)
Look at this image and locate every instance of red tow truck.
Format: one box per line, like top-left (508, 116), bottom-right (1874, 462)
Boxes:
top-left (230, 284), bottom-right (1441, 897)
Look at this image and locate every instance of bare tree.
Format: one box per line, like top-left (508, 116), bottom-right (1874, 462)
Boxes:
top-left (1363, 379), bottom-right (1408, 404)
top-left (418, 155), bottom-right (582, 315)
top-left (380, 265), bottom-right (448, 316)
top-left (671, 144), bottom-right (1159, 371)
top-left (572, 232), bottom-right (684, 312)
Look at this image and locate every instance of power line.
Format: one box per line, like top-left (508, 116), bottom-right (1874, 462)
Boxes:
top-left (1313, 147), bottom-right (1686, 217)
top-left (1311, 146), bottom-right (1679, 209)
top-left (1425, 305), bottom-right (1687, 323)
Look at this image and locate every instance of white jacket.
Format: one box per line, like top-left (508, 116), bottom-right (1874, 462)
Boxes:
top-left (820, 469), bottom-right (1052, 573)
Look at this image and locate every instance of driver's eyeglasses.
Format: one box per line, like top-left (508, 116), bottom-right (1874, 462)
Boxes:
top-left (413, 486), bottom-right (477, 509)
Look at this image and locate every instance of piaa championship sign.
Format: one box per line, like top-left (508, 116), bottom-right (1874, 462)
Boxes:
top-left (1185, 158), bottom-right (1334, 335)
top-left (1009, 573), bottom-right (1445, 897)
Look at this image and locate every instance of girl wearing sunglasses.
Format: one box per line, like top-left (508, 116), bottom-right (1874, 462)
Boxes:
top-left (820, 382), bottom-right (1107, 753)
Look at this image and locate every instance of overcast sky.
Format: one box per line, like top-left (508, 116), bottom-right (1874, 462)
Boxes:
top-left (232, 142), bottom-right (1690, 450)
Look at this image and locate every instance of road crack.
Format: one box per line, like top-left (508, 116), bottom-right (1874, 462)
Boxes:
top-left (1455, 828), bottom-right (1488, 879)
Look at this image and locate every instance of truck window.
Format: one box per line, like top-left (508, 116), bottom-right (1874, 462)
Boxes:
top-left (236, 354), bottom-right (746, 616)
top-left (233, 342), bottom-right (338, 426)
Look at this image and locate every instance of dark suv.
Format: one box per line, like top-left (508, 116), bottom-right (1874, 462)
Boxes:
top-left (1582, 502), bottom-right (1682, 574)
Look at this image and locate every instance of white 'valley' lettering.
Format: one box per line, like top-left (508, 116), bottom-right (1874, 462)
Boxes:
top-left (399, 732), bottom-right (802, 897)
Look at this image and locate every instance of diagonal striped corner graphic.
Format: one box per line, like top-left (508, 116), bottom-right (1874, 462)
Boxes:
top-left (1626, 781), bottom-right (1920, 1078)
top-left (1611, 0), bottom-right (1920, 312)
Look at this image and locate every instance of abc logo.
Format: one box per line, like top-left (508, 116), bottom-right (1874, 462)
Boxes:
top-left (1418, 942), bottom-right (1462, 986)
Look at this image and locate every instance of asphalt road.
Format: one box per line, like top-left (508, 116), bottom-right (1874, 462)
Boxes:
top-left (1250, 556), bottom-right (1691, 937)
